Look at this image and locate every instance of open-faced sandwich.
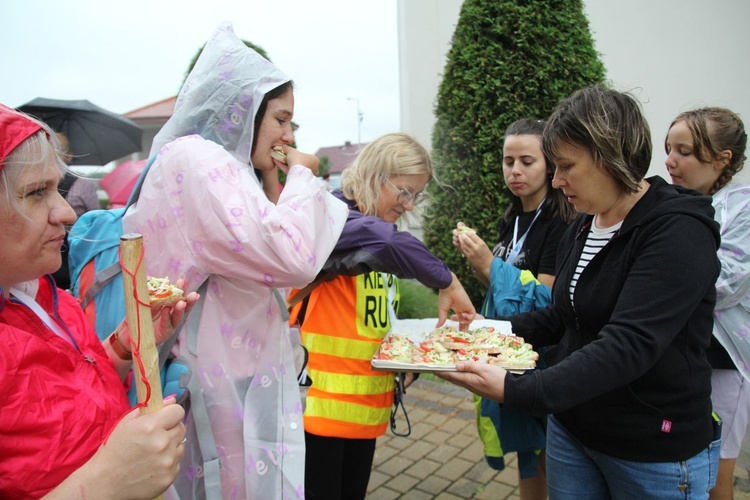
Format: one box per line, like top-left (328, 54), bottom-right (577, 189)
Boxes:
top-left (270, 146), bottom-right (287, 164)
top-left (456, 222), bottom-right (477, 235)
top-left (147, 276), bottom-right (185, 307)
top-left (374, 335), bottom-right (415, 362)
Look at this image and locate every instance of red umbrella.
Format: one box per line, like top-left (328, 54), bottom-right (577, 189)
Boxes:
top-left (99, 159), bottom-right (147, 207)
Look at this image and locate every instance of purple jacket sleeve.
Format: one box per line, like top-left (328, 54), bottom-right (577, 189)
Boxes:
top-left (320, 191), bottom-right (453, 290)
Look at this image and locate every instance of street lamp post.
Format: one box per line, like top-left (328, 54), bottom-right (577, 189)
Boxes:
top-left (347, 97), bottom-right (363, 145)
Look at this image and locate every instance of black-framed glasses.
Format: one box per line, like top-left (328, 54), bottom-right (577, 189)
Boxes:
top-left (387, 180), bottom-right (426, 206)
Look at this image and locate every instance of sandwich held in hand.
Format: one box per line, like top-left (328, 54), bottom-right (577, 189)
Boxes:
top-left (271, 146), bottom-right (287, 164)
top-left (456, 222), bottom-right (477, 235)
top-left (147, 276), bottom-right (185, 307)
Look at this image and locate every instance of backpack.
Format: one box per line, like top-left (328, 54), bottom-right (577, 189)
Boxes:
top-left (69, 157), bottom-right (152, 337)
top-left (67, 155), bottom-right (191, 405)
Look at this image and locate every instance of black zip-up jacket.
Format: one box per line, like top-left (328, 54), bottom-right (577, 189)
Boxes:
top-left (505, 176), bottom-right (721, 462)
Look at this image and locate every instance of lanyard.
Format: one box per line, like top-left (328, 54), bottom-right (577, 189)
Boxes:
top-left (382, 272), bottom-right (411, 437)
top-left (10, 287), bottom-right (73, 345)
top-left (506, 198), bottom-right (545, 267)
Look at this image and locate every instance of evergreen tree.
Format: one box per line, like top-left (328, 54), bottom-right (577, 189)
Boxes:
top-left (425, 0), bottom-right (606, 305)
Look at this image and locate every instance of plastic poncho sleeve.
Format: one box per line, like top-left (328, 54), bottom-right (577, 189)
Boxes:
top-left (318, 191), bottom-right (453, 290)
top-left (713, 185), bottom-right (750, 310)
top-left (712, 184), bottom-right (750, 380)
top-left (126, 137), bottom-right (348, 289)
top-left (481, 257), bottom-right (552, 318)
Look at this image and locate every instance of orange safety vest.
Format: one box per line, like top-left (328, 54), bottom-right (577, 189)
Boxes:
top-left (289, 272), bottom-right (400, 439)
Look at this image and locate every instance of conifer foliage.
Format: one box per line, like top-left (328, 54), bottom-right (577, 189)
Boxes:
top-left (424, 0), bottom-right (606, 305)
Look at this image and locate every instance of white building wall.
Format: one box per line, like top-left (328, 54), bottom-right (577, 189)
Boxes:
top-left (398, 0), bottom-right (750, 183)
top-left (397, 0), bottom-right (464, 150)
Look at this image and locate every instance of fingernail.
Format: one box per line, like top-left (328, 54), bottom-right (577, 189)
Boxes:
top-left (164, 394), bottom-right (177, 401)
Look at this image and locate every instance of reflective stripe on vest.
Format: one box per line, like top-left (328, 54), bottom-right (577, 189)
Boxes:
top-left (305, 332), bottom-right (378, 360)
top-left (296, 273), bottom-right (399, 438)
top-left (305, 396), bottom-right (392, 426)
top-left (308, 367), bottom-right (395, 395)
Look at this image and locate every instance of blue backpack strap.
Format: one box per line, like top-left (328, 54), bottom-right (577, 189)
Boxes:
top-left (158, 279), bottom-right (210, 405)
top-left (80, 261), bottom-right (122, 310)
top-left (186, 287), bottom-right (202, 358)
top-left (184, 362), bottom-right (223, 499)
top-left (125, 154), bottom-right (157, 209)
top-left (273, 288), bottom-right (290, 322)
top-left (161, 280), bottom-right (208, 366)
top-left (178, 286), bottom-right (289, 497)
top-left (176, 280), bottom-right (222, 498)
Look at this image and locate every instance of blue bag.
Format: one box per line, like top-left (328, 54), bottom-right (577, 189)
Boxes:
top-left (68, 155), bottom-right (187, 405)
top-left (476, 257), bottom-right (551, 477)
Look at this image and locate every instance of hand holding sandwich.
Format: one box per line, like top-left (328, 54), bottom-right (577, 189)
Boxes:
top-left (106, 278), bottom-right (200, 376)
top-left (453, 222), bottom-right (493, 285)
top-left (271, 145), bottom-right (319, 175)
top-left (147, 278), bottom-right (201, 346)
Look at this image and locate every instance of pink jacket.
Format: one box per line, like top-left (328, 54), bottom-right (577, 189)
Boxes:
top-left (0, 277), bottom-right (130, 498)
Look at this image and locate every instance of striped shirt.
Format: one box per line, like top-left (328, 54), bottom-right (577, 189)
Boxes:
top-left (569, 216), bottom-right (623, 304)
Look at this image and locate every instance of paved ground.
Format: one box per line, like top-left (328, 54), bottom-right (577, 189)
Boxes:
top-left (367, 377), bottom-right (750, 499)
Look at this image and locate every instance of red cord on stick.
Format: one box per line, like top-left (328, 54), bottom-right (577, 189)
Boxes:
top-left (119, 234), bottom-right (164, 414)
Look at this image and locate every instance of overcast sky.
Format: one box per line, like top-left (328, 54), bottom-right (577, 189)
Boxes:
top-left (0, 0), bottom-right (400, 157)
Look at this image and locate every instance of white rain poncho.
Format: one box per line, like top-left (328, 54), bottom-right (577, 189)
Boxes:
top-left (123, 23), bottom-right (348, 499)
top-left (712, 182), bottom-right (750, 381)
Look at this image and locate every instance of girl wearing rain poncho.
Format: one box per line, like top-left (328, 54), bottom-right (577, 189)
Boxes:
top-left (122, 23), bottom-right (348, 499)
top-left (664, 107), bottom-right (750, 500)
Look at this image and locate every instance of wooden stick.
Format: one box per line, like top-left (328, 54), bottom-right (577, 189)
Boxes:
top-left (120, 233), bottom-right (164, 412)
top-left (120, 234), bottom-right (165, 500)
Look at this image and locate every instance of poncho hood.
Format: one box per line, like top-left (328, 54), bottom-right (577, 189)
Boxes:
top-left (150, 22), bottom-right (290, 166)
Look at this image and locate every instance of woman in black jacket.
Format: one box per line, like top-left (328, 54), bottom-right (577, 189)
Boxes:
top-left (454, 118), bottom-right (576, 499)
top-left (439, 86), bottom-right (722, 499)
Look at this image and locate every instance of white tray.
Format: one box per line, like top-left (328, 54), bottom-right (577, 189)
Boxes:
top-left (370, 318), bottom-right (531, 373)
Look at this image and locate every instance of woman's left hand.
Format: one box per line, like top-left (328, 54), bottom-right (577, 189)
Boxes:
top-left (115, 279), bottom-right (200, 349)
top-left (150, 279), bottom-right (200, 345)
top-left (457, 231), bottom-right (493, 281)
top-left (434, 361), bottom-right (508, 402)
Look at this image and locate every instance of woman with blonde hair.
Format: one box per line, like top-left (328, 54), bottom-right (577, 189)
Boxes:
top-left (290, 132), bottom-right (475, 499)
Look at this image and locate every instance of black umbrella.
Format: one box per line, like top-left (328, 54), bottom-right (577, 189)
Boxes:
top-left (18, 97), bottom-right (143, 166)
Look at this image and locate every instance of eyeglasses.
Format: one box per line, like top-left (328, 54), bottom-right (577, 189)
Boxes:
top-left (386, 180), bottom-right (426, 206)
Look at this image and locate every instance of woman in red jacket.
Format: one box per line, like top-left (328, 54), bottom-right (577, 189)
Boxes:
top-left (0, 104), bottom-right (197, 499)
